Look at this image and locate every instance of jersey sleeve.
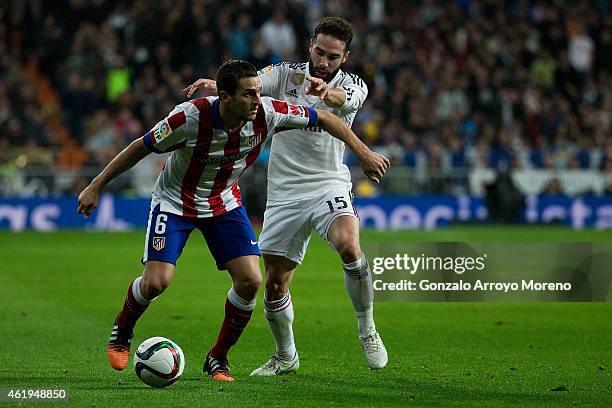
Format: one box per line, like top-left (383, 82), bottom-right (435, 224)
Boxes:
top-left (261, 97), bottom-right (318, 130)
top-left (142, 102), bottom-right (195, 153)
top-left (337, 73), bottom-right (368, 114)
top-left (257, 64), bottom-right (285, 99)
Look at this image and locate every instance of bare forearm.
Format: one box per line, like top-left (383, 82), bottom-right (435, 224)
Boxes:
top-left (323, 88), bottom-right (346, 108)
top-left (315, 110), bottom-right (368, 157)
top-left (91, 138), bottom-right (150, 190)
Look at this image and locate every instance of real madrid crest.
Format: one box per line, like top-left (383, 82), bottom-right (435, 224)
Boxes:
top-left (291, 73), bottom-right (305, 86)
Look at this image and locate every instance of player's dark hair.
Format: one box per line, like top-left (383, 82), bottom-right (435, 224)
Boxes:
top-left (313, 17), bottom-right (353, 51)
top-left (216, 59), bottom-right (258, 95)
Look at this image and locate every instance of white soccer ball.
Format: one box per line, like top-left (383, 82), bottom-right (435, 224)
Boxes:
top-left (134, 336), bottom-right (185, 388)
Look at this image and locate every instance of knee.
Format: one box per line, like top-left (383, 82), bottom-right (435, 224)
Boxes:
top-left (244, 272), bottom-right (263, 292)
top-left (335, 237), bottom-right (361, 263)
top-left (265, 277), bottom-right (288, 299)
top-left (263, 256), bottom-right (294, 299)
top-left (141, 267), bottom-right (173, 298)
top-left (235, 272), bottom-right (262, 299)
top-left (141, 275), bottom-right (171, 298)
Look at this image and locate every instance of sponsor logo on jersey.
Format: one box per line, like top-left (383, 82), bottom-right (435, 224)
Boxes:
top-left (152, 237), bottom-right (166, 251)
top-left (286, 89), bottom-right (298, 98)
top-left (199, 151), bottom-right (251, 165)
top-left (289, 104), bottom-right (306, 117)
top-left (291, 73), bottom-right (305, 85)
top-left (153, 121), bottom-right (171, 142)
top-left (247, 133), bottom-right (265, 147)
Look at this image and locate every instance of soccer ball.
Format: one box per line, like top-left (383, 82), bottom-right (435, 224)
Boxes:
top-left (134, 337), bottom-right (185, 388)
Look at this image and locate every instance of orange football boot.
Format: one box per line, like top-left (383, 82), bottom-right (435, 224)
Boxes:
top-left (107, 324), bottom-right (133, 370)
top-left (204, 352), bottom-right (235, 382)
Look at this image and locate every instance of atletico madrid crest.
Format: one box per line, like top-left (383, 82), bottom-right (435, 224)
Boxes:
top-left (248, 133), bottom-right (265, 147)
top-left (152, 237), bottom-right (166, 251)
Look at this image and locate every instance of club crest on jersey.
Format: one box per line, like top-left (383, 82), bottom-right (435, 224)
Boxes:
top-left (152, 237), bottom-right (165, 251)
top-left (154, 121), bottom-right (172, 142)
top-left (291, 73), bottom-right (305, 86)
top-left (248, 133), bottom-right (265, 147)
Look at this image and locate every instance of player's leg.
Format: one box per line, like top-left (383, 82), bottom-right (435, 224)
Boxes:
top-left (327, 215), bottom-right (375, 335)
top-left (263, 254), bottom-right (297, 360)
top-left (249, 254), bottom-right (301, 376)
top-left (251, 200), bottom-right (312, 376)
top-left (317, 191), bottom-right (388, 369)
top-left (107, 205), bottom-right (193, 370)
top-left (209, 255), bottom-right (261, 361)
top-left (200, 207), bottom-right (262, 381)
top-left (108, 261), bottom-right (175, 370)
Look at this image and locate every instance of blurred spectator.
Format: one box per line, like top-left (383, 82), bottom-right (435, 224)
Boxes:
top-left (259, 9), bottom-right (297, 62)
top-left (568, 24), bottom-right (594, 76)
top-left (227, 14), bottom-right (256, 60)
top-left (0, 0), bottom-right (610, 198)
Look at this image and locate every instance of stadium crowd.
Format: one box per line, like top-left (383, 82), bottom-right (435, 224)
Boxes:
top-left (1, 0), bottom-right (611, 197)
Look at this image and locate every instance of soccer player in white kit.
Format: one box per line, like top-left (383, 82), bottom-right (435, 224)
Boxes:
top-left (78, 60), bottom-right (388, 382)
top-left (184, 17), bottom-right (388, 374)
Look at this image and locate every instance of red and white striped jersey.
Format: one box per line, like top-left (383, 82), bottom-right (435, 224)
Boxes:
top-left (142, 96), bottom-right (317, 218)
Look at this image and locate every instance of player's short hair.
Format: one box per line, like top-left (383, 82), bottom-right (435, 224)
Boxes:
top-left (217, 59), bottom-right (258, 95)
top-left (313, 17), bottom-right (353, 51)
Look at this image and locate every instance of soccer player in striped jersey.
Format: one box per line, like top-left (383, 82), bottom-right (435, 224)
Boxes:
top-left (77, 60), bottom-right (388, 382)
top-left (183, 17), bottom-right (389, 375)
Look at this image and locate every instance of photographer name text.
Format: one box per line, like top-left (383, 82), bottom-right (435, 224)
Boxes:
top-left (374, 279), bottom-right (572, 292)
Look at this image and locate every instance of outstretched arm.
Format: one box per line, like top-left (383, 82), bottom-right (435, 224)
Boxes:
top-left (183, 64), bottom-right (281, 99)
top-left (77, 138), bottom-right (150, 218)
top-left (315, 110), bottom-right (390, 183)
top-left (305, 75), bottom-right (367, 111)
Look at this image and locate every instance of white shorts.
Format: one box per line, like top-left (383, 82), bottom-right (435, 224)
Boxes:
top-left (259, 189), bottom-right (358, 264)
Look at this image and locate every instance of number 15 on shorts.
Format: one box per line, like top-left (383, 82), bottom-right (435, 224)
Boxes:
top-left (326, 196), bottom-right (349, 213)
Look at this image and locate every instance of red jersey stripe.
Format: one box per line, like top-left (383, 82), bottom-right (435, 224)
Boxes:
top-left (188, 98), bottom-right (207, 112)
top-left (208, 129), bottom-right (242, 216)
top-left (180, 98), bottom-right (213, 217)
top-left (231, 182), bottom-right (242, 206)
top-left (168, 111), bottom-right (186, 130)
top-left (243, 107), bottom-right (269, 169)
top-left (271, 99), bottom-right (288, 114)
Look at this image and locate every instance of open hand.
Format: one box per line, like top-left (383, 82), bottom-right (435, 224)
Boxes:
top-left (182, 78), bottom-right (217, 98)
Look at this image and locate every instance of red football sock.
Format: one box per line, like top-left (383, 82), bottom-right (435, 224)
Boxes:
top-left (210, 298), bottom-right (253, 358)
top-left (115, 279), bottom-right (149, 333)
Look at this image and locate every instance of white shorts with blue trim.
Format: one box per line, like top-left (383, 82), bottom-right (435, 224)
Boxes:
top-left (259, 189), bottom-right (358, 265)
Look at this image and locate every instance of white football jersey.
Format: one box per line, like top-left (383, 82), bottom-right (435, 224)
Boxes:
top-left (258, 62), bottom-right (368, 201)
top-left (143, 96), bottom-right (317, 218)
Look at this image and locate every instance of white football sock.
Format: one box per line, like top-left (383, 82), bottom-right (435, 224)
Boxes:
top-left (228, 286), bottom-right (256, 311)
top-left (133, 276), bottom-right (152, 305)
top-left (343, 254), bottom-right (376, 338)
top-left (264, 292), bottom-right (296, 360)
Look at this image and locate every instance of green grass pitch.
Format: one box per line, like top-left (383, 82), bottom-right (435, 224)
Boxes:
top-left (0, 226), bottom-right (610, 407)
